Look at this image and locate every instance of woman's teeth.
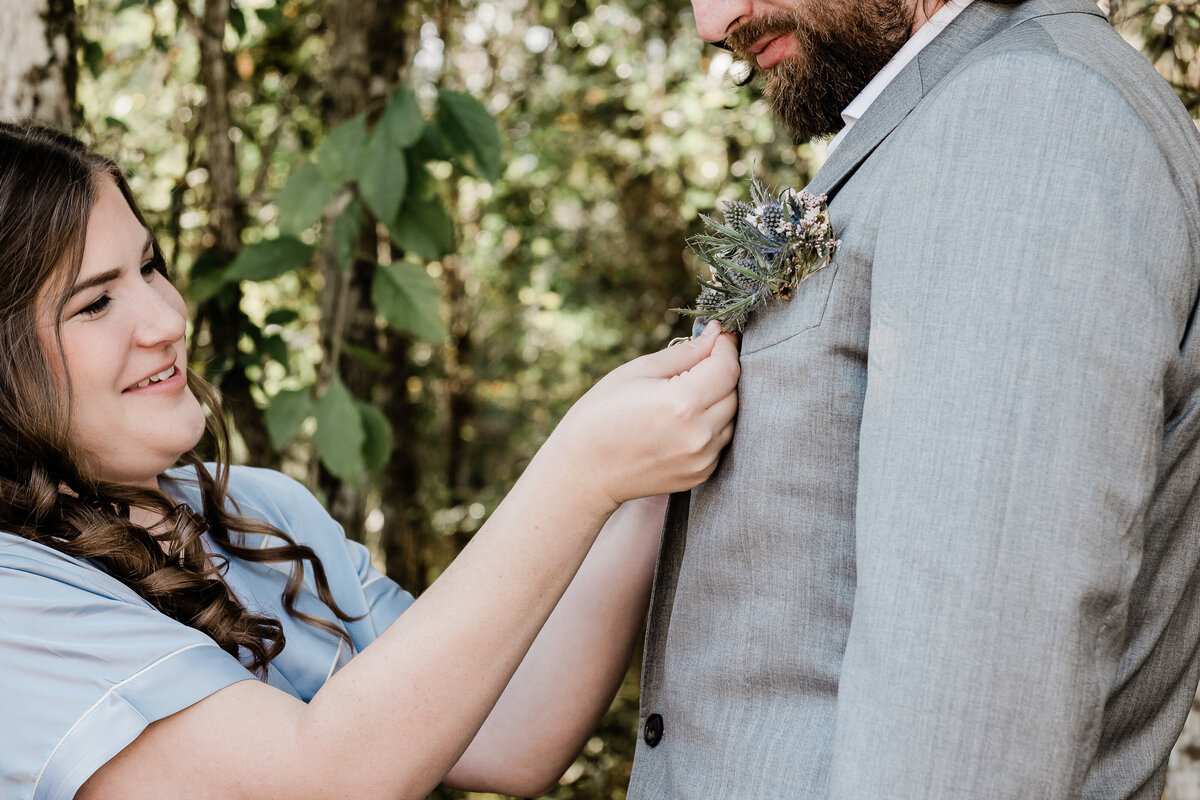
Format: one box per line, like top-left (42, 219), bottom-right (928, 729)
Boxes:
top-left (132, 366), bottom-right (175, 389)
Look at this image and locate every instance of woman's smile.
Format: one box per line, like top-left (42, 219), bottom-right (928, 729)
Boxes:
top-left (123, 362), bottom-right (183, 393)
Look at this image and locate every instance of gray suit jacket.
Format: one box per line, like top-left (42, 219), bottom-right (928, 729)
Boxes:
top-left (628, 1), bottom-right (1200, 797)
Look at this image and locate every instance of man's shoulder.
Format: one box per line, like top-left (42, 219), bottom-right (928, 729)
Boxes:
top-left (953, 6), bottom-right (1191, 136)
top-left (919, 47), bottom-right (1144, 147)
top-left (876, 30), bottom-right (1192, 255)
top-left (950, 25), bottom-right (1129, 103)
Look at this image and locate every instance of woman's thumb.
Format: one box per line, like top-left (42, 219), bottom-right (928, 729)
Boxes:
top-left (639, 321), bottom-right (722, 378)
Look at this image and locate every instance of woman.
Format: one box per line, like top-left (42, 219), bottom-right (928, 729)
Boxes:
top-left (0, 122), bottom-right (740, 800)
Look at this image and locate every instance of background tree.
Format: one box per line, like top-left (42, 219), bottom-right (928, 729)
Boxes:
top-left (0, 0), bottom-right (78, 125)
top-left (44, 0), bottom-right (1200, 796)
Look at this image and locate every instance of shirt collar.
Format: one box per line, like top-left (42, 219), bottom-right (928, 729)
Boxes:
top-left (826, 0), bottom-right (975, 156)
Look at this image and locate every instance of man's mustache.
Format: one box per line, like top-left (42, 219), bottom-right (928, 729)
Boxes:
top-left (724, 11), bottom-right (801, 60)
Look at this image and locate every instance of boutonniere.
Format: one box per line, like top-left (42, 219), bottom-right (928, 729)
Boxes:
top-left (676, 176), bottom-right (841, 334)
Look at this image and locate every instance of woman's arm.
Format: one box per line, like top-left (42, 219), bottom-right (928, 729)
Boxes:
top-left (443, 494), bottom-right (670, 796)
top-left (77, 328), bottom-right (738, 800)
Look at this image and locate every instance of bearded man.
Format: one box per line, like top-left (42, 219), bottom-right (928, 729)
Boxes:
top-left (629, 0), bottom-right (1200, 796)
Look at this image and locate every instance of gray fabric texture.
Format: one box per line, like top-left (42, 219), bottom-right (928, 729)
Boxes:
top-left (628, 1), bottom-right (1200, 797)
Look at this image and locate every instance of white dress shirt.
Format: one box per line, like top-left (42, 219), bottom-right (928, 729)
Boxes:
top-left (826, 0), bottom-right (975, 156)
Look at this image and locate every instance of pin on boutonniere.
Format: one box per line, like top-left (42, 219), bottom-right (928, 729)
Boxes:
top-left (675, 175), bottom-right (841, 335)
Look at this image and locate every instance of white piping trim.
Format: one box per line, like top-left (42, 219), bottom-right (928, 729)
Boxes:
top-left (32, 642), bottom-right (223, 797)
top-left (325, 639), bottom-right (344, 683)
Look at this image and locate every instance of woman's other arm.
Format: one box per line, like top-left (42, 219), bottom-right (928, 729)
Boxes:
top-left (443, 493), bottom-right (669, 796)
top-left (76, 328), bottom-right (738, 800)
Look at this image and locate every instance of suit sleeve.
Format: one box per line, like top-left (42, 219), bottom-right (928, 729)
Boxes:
top-left (829, 51), bottom-right (1196, 797)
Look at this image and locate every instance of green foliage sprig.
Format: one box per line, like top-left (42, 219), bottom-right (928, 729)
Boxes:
top-left (677, 176), bottom-right (840, 333)
top-left (220, 83), bottom-right (503, 488)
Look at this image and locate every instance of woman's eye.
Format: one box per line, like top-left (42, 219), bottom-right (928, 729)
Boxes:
top-left (141, 256), bottom-right (165, 279)
top-left (77, 295), bottom-right (111, 317)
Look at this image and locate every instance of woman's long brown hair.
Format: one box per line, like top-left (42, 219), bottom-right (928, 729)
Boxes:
top-left (0, 121), bottom-right (356, 676)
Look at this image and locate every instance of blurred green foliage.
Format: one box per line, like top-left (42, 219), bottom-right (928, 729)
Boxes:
top-left (72, 0), bottom-right (1198, 797)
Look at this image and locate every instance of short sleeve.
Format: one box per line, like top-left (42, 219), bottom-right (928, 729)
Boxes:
top-left (207, 466), bottom-right (416, 642)
top-left (0, 539), bottom-right (255, 800)
top-left (339, 536), bottom-right (415, 634)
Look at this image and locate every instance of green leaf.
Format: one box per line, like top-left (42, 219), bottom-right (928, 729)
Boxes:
top-left (263, 308), bottom-right (300, 327)
top-left (379, 86), bottom-right (425, 148)
top-left (437, 89), bottom-right (503, 182)
top-left (358, 128), bottom-right (407, 225)
top-left (277, 163), bottom-right (333, 234)
top-left (264, 387), bottom-right (313, 450)
top-left (356, 400), bottom-right (393, 475)
top-left (386, 194), bottom-right (455, 260)
top-left (260, 333), bottom-right (290, 366)
top-left (405, 156), bottom-right (437, 196)
top-left (104, 115), bottom-right (130, 133)
top-left (228, 7), bottom-right (247, 38)
top-left (317, 114), bottom-right (369, 184)
top-left (331, 197), bottom-right (365, 271)
top-left (185, 249), bottom-right (232, 305)
top-left (340, 341), bottom-right (386, 372)
top-left (115, 0), bottom-right (142, 12)
top-left (256, 4), bottom-right (283, 26)
top-left (372, 262), bottom-right (447, 343)
top-left (83, 40), bottom-right (105, 78)
top-left (315, 378), bottom-right (366, 486)
top-left (409, 121), bottom-right (451, 162)
top-left (225, 236), bottom-right (315, 283)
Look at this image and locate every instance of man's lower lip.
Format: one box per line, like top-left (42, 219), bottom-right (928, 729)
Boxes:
top-left (756, 34), bottom-right (796, 69)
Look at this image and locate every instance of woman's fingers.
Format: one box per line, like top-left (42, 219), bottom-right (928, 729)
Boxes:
top-left (693, 392), bottom-right (738, 478)
top-left (671, 333), bottom-right (741, 409)
top-left (700, 390), bottom-right (739, 435)
top-left (551, 323), bottom-right (741, 504)
top-left (633, 322), bottom-right (722, 380)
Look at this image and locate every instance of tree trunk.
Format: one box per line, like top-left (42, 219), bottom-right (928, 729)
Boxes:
top-left (184, 0), bottom-right (276, 468)
top-left (315, 0), bottom-right (432, 594)
top-left (371, 0), bottom-right (435, 592)
top-left (314, 0), bottom-right (374, 541)
top-left (0, 0), bottom-right (77, 126)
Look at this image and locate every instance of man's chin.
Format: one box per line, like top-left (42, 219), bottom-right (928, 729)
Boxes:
top-left (764, 77), bottom-right (847, 141)
top-left (737, 0), bottom-right (914, 141)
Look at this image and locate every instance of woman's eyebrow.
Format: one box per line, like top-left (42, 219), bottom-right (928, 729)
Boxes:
top-left (66, 230), bottom-right (154, 300)
top-left (66, 268), bottom-right (121, 300)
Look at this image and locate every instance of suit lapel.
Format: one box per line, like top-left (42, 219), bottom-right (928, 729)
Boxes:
top-left (641, 489), bottom-right (692, 705)
top-left (805, 0), bottom-right (1105, 199)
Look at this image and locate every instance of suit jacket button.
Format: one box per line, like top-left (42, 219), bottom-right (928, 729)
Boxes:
top-left (643, 713), bottom-right (664, 747)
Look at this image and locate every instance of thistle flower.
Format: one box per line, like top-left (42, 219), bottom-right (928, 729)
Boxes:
top-left (675, 175), bottom-right (841, 334)
top-left (722, 201), bottom-right (754, 233)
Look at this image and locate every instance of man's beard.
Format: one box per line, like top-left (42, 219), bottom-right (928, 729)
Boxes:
top-left (726, 0), bottom-right (914, 140)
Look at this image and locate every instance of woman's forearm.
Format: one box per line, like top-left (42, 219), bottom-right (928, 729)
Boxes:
top-left (444, 494), bottom-right (670, 795)
top-left (293, 445), bottom-right (620, 800)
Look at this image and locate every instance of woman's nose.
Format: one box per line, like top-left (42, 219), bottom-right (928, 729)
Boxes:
top-left (131, 283), bottom-right (186, 349)
top-left (691, 0), bottom-right (753, 45)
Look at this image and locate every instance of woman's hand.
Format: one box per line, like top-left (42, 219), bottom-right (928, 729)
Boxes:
top-left (548, 321), bottom-right (740, 514)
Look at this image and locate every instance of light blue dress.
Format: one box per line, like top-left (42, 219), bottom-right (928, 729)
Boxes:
top-left (0, 465), bottom-right (415, 800)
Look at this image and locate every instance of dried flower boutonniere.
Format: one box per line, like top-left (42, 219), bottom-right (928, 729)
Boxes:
top-left (676, 176), bottom-right (841, 334)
